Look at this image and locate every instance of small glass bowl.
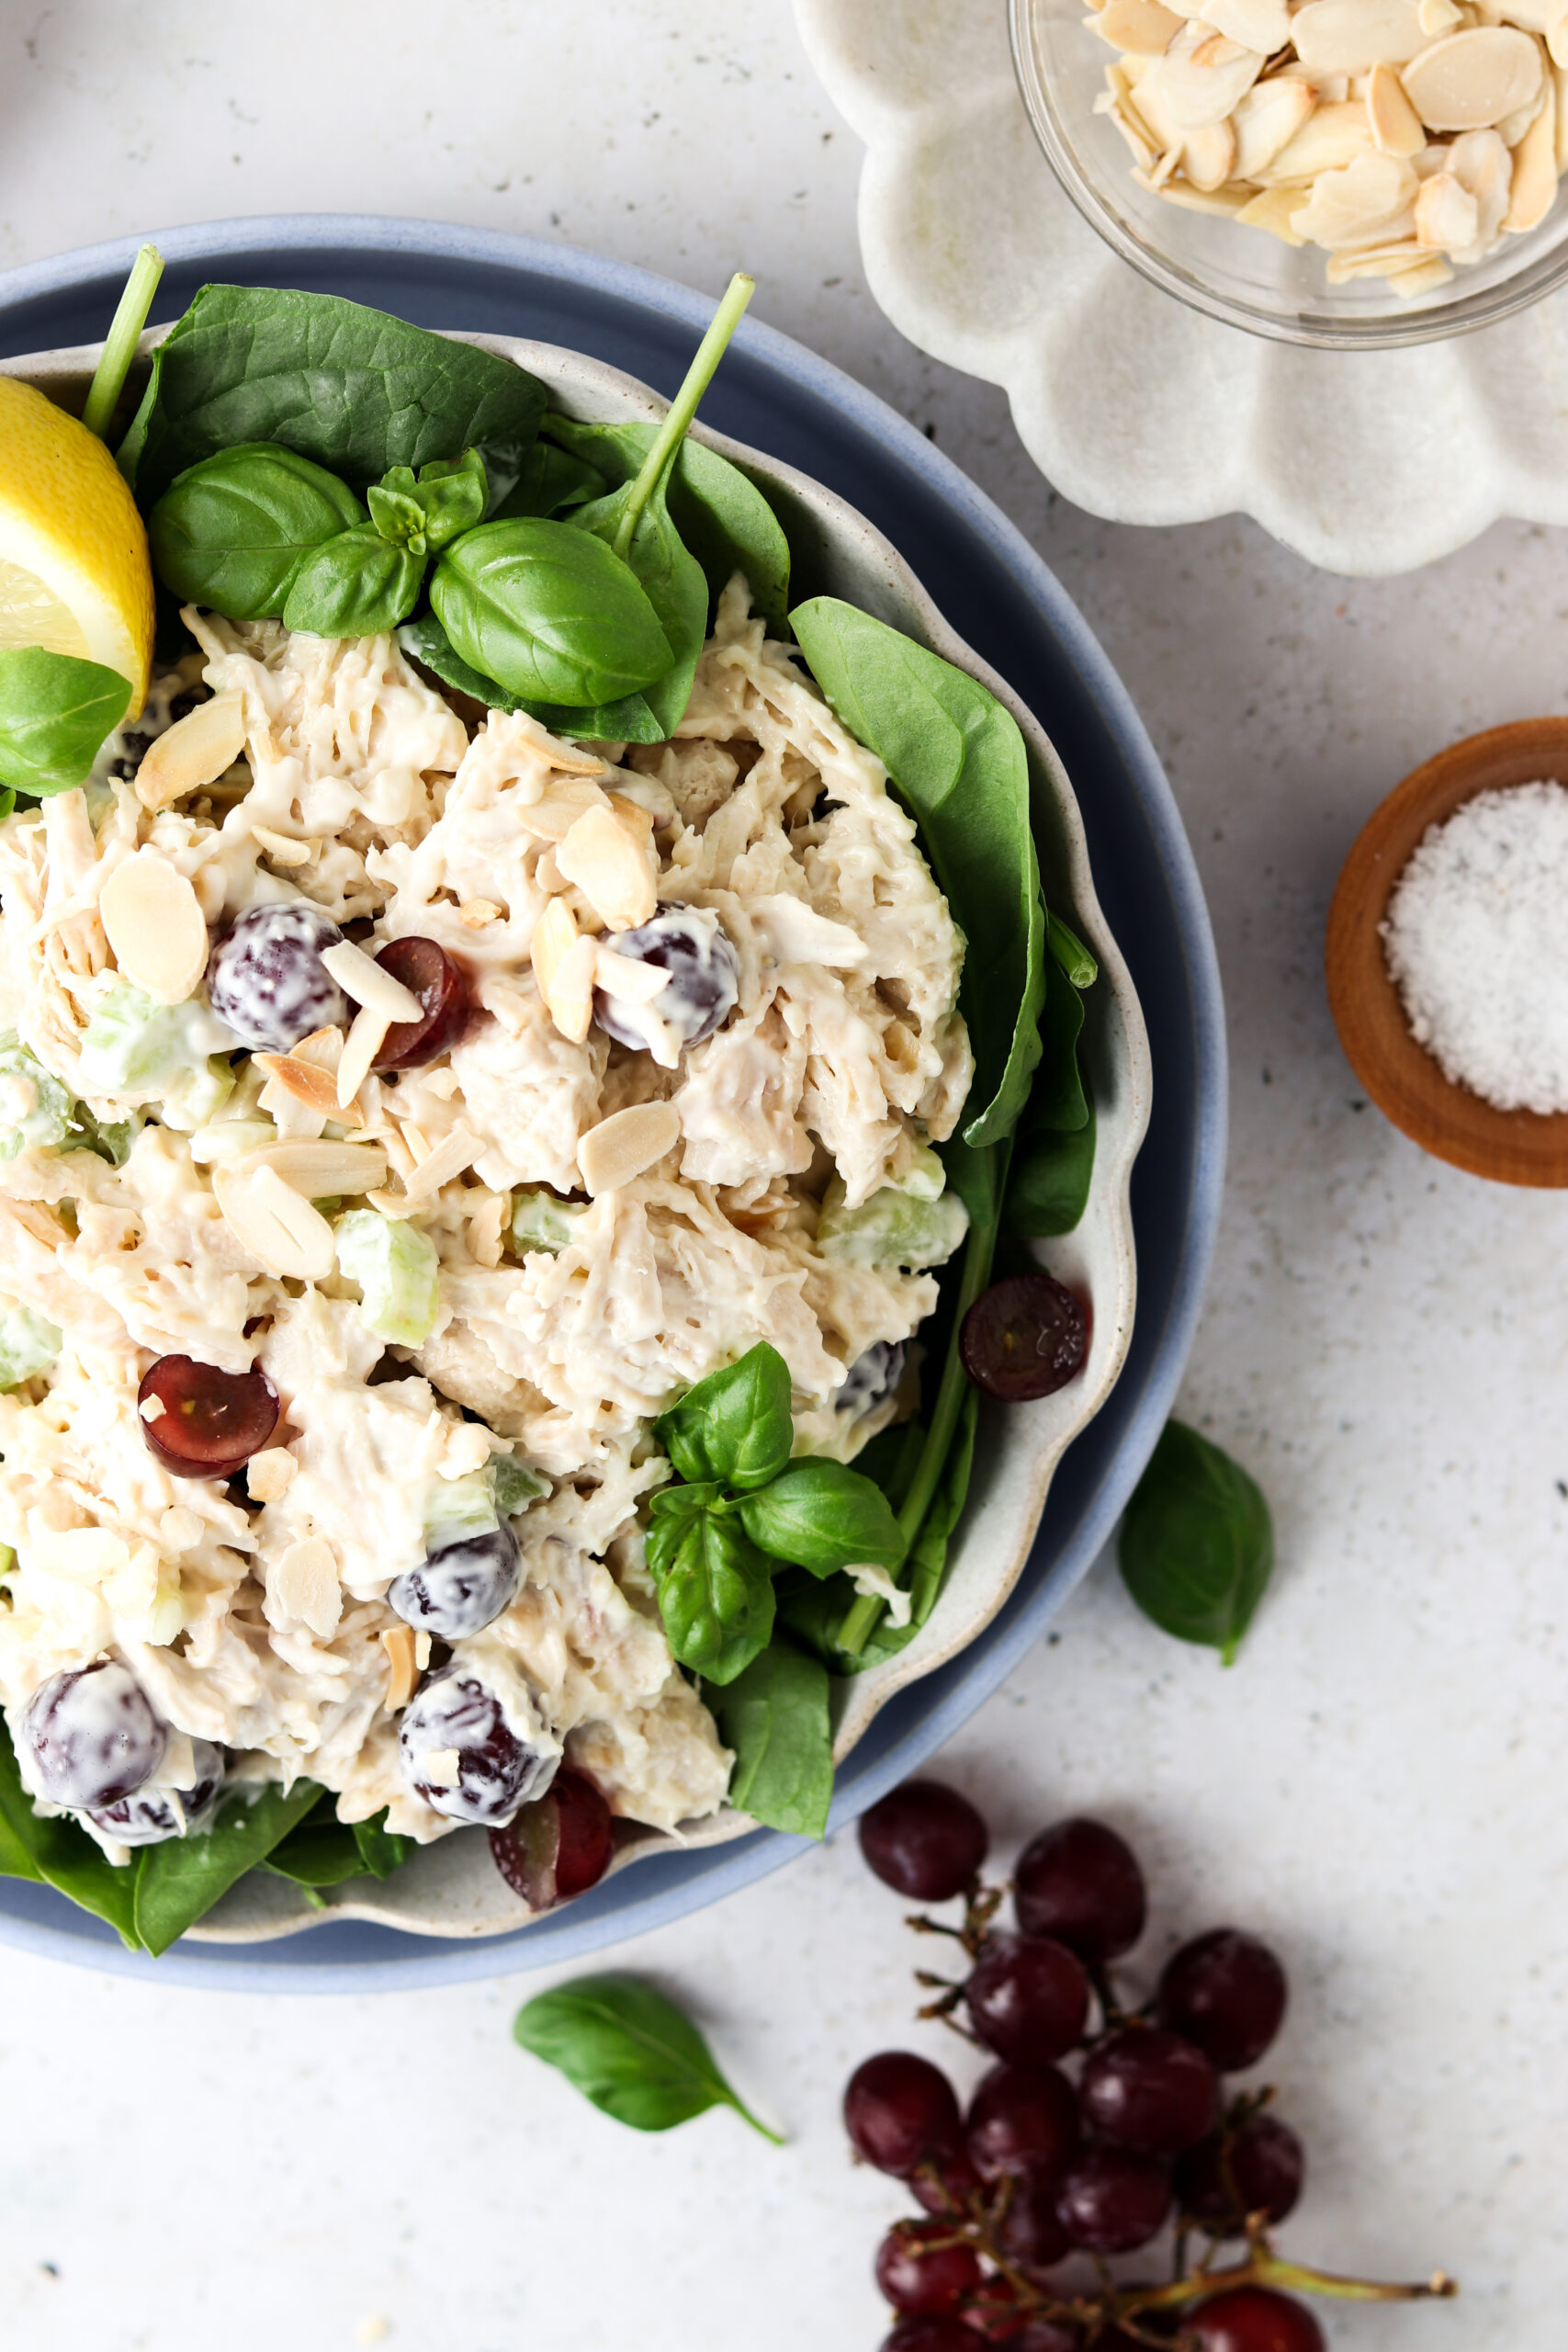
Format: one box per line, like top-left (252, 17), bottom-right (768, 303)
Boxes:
top-left (1009, 0), bottom-right (1568, 348)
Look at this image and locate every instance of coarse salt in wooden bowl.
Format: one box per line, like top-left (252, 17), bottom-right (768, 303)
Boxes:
top-left (1326, 718), bottom-right (1568, 1188)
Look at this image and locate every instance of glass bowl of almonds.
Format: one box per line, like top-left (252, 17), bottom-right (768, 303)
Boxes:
top-left (1010, 0), bottom-right (1568, 345)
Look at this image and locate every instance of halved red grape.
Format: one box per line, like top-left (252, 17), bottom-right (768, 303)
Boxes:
top-left (874, 2221), bottom-right (982, 2315)
top-left (1013, 1817), bottom-right (1145, 1961)
top-left (138, 1354), bottom-right (279, 1478)
top-left (1184, 2288), bottom-right (1325, 2352)
top-left (372, 936), bottom-right (470, 1069)
top-left (959, 1273), bottom-right (1088, 1403)
top-left (1055, 2143), bottom-right (1171, 2254)
top-left (965, 2062), bottom-right (1079, 2184)
top-left (882, 2320), bottom-right (976, 2352)
top-left (846, 2052), bottom-right (964, 2177)
top-left (1174, 2115), bottom-right (1304, 2234)
top-left (964, 1935), bottom-right (1089, 2064)
top-left (489, 1767), bottom-right (615, 1909)
top-left (859, 1779), bottom-right (989, 1900)
top-left (991, 2165), bottom-right (1073, 2277)
top-left (1079, 2026), bottom-right (1218, 2155)
top-left (1156, 1929), bottom-right (1288, 2072)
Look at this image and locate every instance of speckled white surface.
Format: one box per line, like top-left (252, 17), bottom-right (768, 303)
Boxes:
top-left (0, 6), bottom-right (1562, 2349)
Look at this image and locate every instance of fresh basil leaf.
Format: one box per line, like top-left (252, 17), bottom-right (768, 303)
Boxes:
top-left (0, 1717), bottom-right (141, 1947)
top-left (514, 1972), bottom-right (782, 2140)
top-left (1119, 1420), bottom-right (1275, 1666)
top-left (0, 650), bottom-right (131, 798)
top-left (496, 438), bottom-right (609, 520)
top-left (119, 284), bottom-right (547, 503)
top-left (647, 1504), bottom-right (775, 1685)
top-left (738, 1458), bottom-right (906, 1577)
top-left (133, 1776), bottom-right (324, 1954)
top-left (645, 1479), bottom-right (724, 1569)
top-left (710, 1643), bottom-right (833, 1838)
top-left (570, 473), bottom-right (707, 736)
top-left (397, 614), bottom-right (662, 741)
top-left (147, 442), bottom-right (367, 619)
top-left (412, 448), bottom-right (490, 548)
top-left (1007, 1099), bottom-right (1097, 1238)
top-left (653, 1342), bottom-right (794, 1490)
top-left (430, 518), bottom-right (674, 706)
top-left (788, 598), bottom-right (1046, 1151)
top-left (367, 480), bottom-right (428, 555)
top-left (282, 525), bottom-right (425, 637)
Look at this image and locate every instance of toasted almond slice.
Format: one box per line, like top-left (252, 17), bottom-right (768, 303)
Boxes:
top-left (381, 1624), bottom-right (419, 1712)
top-left (399, 1122), bottom-right (481, 1204)
top-left (1325, 237), bottom-right (1430, 277)
top-left (215, 1163), bottom-right (335, 1281)
top-left (514, 782), bottom-right (610, 842)
top-left (605, 790), bottom-right (656, 832)
top-left (1402, 27), bottom-right (1541, 128)
top-left (556, 803), bottom-right (659, 933)
top-left (1101, 81), bottom-right (1165, 168)
top-left (1289, 148), bottom-right (1417, 243)
top-left (1368, 61), bottom-right (1427, 153)
top-left (1418, 0), bottom-right (1463, 28)
top-left (98, 852), bottom-right (209, 1005)
top-left (1156, 176), bottom-right (1257, 211)
top-left (578, 1101), bottom-right (682, 1196)
top-left (246, 1447), bottom-right (298, 1504)
top-left (458, 899), bottom-right (502, 928)
top-left (420, 1747), bottom-right (463, 1785)
top-left (528, 731), bottom-right (606, 777)
top-left (254, 1052), bottom-right (343, 1117)
top-left (1292, 0), bottom-right (1425, 72)
top-left (532, 896), bottom-right (596, 1041)
top-left (320, 939), bottom-right (424, 1024)
top-left (1506, 77), bottom-right (1559, 221)
top-left (1415, 168), bottom-right (1483, 245)
top-left (271, 1536), bottom-right (342, 1638)
top-left (135, 692), bottom-right (246, 812)
top-left (1233, 76), bottom-right (1317, 175)
top-left (337, 1003), bottom-right (390, 1110)
top-left (1259, 97), bottom-right (1377, 178)
top-left (1235, 184), bottom-right (1312, 239)
top-left (240, 1139), bottom-right (389, 1197)
top-left (1195, 0), bottom-right (1289, 48)
top-left (1092, 0), bottom-right (1186, 51)
top-left (251, 825), bottom-right (313, 868)
top-left (292, 1025), bottom-right (344, 1074)
top-left (1388, 252), bottom-right (1457, 292)
top-left (531, 895), bottom-right (578, 999)
top-left (594, 944), bottom-right (673, 1004)
top-left (1179, 113), bottom-right (1237, 186)
top-left (1135, 21), bottom-right (1262, 129)
top-left (1551, 14), bottom-right (1568, 67)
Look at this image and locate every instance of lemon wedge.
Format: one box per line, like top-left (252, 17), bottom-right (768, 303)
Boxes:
top-left (0, 377), bottom-right (155, 718)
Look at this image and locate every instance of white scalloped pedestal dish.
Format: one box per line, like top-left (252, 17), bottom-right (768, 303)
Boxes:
top-left (3, 327), bottom-right (1151, 1951)
top-left (794, 0), bottom-right (1568, 572)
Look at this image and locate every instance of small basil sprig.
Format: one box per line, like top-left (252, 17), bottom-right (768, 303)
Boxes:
top-left (0, 649), bottom-right (131, 801)
top-left (645, 1487), bottom-right (776, 1683)
top-left (1119, 1419), bottom-right (1275, 1665)
top-left (514, 1973), bottom-right (782, 2141)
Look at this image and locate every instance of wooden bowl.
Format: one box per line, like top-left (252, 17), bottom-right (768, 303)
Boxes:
top-left (1326, 718), bottom-right (1568, 1187)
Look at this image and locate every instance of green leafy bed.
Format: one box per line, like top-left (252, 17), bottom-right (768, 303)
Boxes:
top-left (0, 273), bottom-right (1108, 1945)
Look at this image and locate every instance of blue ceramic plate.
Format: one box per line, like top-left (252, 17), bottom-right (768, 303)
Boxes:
top-left (0, 217), bottom-right (1225, 1990)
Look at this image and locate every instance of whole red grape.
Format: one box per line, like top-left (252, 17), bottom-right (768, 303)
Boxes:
top-left (875, 2221), bottom-right (982, 2315)
top-left (1055, 2143), bottom-right (1172, 2253)
top-left (1184, 2287), bottom-right (1325, 2352)
top-left (883, 2319), bottom-right (977, 2352)
top-left (965, 2062), bottom-right (1079, 2183)
top-left (847, 2052), bottom-right (964, 2177)
top-left (992, 2166), bottom-right (1073, 2276)
top-left (860, 1781), bottom-right (989, 1900)
top-left (1078, 2026), bottom-right (1218, 2154)
top-left (1013, 1819), bottom-right (1145, 1961)
top-left (1174, 2115), bottom-right (1304, 2233)
top-left (1156, 1930), bottom-right (1288, 2072)
top-left (964, 1935), bottom-right (1089, 2064)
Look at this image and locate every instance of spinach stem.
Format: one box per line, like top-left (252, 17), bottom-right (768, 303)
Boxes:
top-left (82, 243), bottom-right (164, 441)
top-left (612, 270), bottom-right (754, 560)
top-left (1046, 908), bottom-right (1098, 989)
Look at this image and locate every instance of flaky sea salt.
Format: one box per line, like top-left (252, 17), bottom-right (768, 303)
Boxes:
top-left (1382, 780), bottom-right (1568, 1114)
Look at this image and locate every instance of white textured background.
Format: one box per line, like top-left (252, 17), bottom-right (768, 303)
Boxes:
top-left (0, 5), bottom-right (1563, 2348)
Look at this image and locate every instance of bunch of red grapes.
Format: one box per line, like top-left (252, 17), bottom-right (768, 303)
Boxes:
top-left (844, 1781), bottom-right (1452, 2352)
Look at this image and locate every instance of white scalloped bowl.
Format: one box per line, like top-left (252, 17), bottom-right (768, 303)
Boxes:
top-left (1011, 0), bottom-right (1568, 348)
top-left (4, 330), bottom-right (1151, 1945)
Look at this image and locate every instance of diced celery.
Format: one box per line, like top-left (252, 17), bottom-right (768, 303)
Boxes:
top-left (0, 1303), bottom-right (61, 1387)
top-left (492, 1456), bottom-right (547, 1518)
top-left (189, 1118), bottom-right (277, 1167)
top-left (334, 1210), bottom-right (440, 1347)
top-left (817, 1165), bottom-right (969, 1271)
top-left (510, 1189), bottom-right (586, 1255)
top-left (77, 983), bottom-right (235, 1107)
top-left (0, 1035), bottom-right (74, 1159)
top-left (160, 1056), bottom-right (236, 1132)
top-left (423, 1468), bottom-right (498, 1551)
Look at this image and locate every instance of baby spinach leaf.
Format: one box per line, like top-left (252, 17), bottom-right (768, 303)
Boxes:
top-left (1028, 963), bottom-right (1090, 1136)
top-left (738, 1459), bottom-right (906, 1578)
top-left (710, 1642), bottom-right (833, 1839)
top-left (352, 1809), bottom-right (412, 1880)
top-left (282, 525), bottom-right (425, 637)
top-left (133, 1777), bottom-right (324, 1954)
top-left (148, 443), bottom-right (367, 619)
top-left (430, 518), bottom-right (674, 707)
top-left (495, 438), bottom-right (608, 520)
top-left (261, 1793), bottom-right (371, 1888)
top-left (514, 1973), bottom-right (782, 2141)
top-left (1119, 1420), bottom-right (1275, 1666)
top-left (1008, 1099), bottom-right (1097, 1238)
top-left (653, 1341), bottom-right (794, 1491)
top-left (0, 650), bottom-right (131, 798)
top-left (646, 1500), bottom-right (775, 1685)
top-left (119, 284), bottom-right (547, 503)
top-left (788, 598), bottom-right (1046, 1152)
top-left (0, 1720), bottom-right (141, 1948)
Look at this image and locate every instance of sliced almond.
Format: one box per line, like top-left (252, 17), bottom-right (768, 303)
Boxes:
top-left (246, 1447), bottom-right (298, 1504)
top-left (98, 852), bottom-right (209, 1005)
top-left (251, 825), bottom-right (313, 869)
top-left (319, 939), bottom-right (424, 1025)
top-left (399, 1122), bottom-right (481, 1204)
top-left (1259, 97), bottom-right (1376, 179)
top-left (577, 1101), bottom-right (682, 1196)
top-left (1402, 28), bottom-right (1541, 129)
top-left (555, 804), bottom-right (659, 932)
top-left (1136, 21), bottom-right (1263, 130)
top-left (1091, 0), bottom-right (1186, 51)
top-left (1367, 61), bottom-right (1427, 153)
top-left (295, 1025), bottom-right (345, 1073)
top-left (1289, 148), bottom-right (1417, 242)
top-left (457, 899), bottom-right (502, 929)
top-left (513, 781), bottom-right (609, 842)
top-left (1388, 252), bottom-right (1457, 292)
top-left (381, 1623), bottom-right (419, 1712)
top-left (1291, 0), bottom-right (1425, 73)
top-left (594, 944), bottom-right (673, 1005)
top-left (1233, 76), bottom-right (1318, 175)
top-left (532, 897), bottom-right (595, 1042)
top-left (1195, 0), bottom-right (1289, 49)
top-left (240, 1139), bottom-right (389, 1196)
top-left (271, 1536), bottom-right (342, 1638)
top-left (1554, 60), bottom-right (1568, 163)
top-left (1100, 77), bottom-right (1165, 169)
top-left (214, 1163), bottom-right (335, 1281)
top-left (253, 1052), bottom-right (343, 1117)
top-left (1446, 125), bottom-right (1516, 248)
top-left (135, 692), bottom-right (246, 813)
top-left (1551, 15), bottom-right (1568, 67)
top-left (1506, 77), bottom-right (1559, 222)
top-left (1156, 176), bottom-right (1256, 210)
top-left (1179, 114), bottom-right (1237, 186)
top-left (337, 1003), bottom-right (390, 1110)
top-left (1417, 0), bottom-right (1463, 28)
top-left (419, 1747), bottom-right (463, 1786)
top-left (1235, 183), bottom-right (1311, 240)
top-left (1415, 167), bottom-right (1483, 244)
top-left (1325, 236), bottom-right (1431, 275)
